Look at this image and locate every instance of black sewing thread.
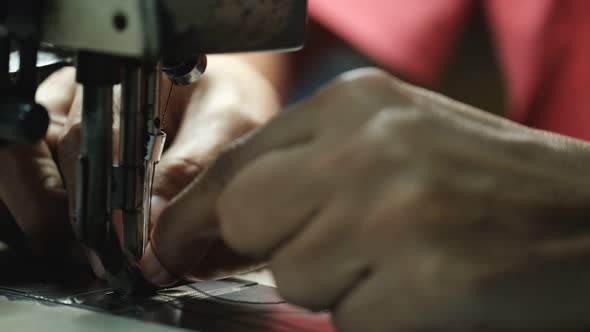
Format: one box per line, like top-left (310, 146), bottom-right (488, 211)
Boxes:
top-left (161, 83), bottom-right (173, 130)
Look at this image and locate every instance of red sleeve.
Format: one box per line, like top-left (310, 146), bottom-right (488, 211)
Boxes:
top-left (309, 0), bottom-right (590, 141)
top-left (485, 0), bottom-right (590, 140)
top-left (309, 0), bottom-right (472, 85)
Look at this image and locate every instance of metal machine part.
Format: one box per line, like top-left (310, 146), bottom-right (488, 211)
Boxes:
top-left (163, 54), bottom-right (207, 86)
top-left (116, 62), bottom-right (166, 263)
top-left (0, 101), bottom-right (48, 145)
top-left (75, 52), bottom-right (118, 253)
top-left (3, 0), bottom-right (308, 295)
top-left (1, 0), bottom-right (48, 144)
top-left (41, 0), bottom-right (160, 59)
top-left (9, 50), bottom-right (73, 77)
top-left (116, 63), bottom-right (148, 262)
top-left (0, 249), bottom-right (332, 332)
top-left (3, 50), bottom-right (72, 144)
top-left (40, 0), bottom-right (307, 60)
top-left (142, 130), bottom-right (166, 255)
top-left (75, 54), bottom-right (166, 295)
top-left (140, 66), bottom-right (166, 260)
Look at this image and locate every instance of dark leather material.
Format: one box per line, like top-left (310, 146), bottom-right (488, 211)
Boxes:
top-left (0, 248), bottom-right (333, 331)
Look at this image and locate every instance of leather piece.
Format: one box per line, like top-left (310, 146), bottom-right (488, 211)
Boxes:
top-left (0, 247), bottom-right (333, 331)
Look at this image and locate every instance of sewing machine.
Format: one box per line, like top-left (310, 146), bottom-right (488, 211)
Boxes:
top-left (1, 0), bottom-right (307, 295)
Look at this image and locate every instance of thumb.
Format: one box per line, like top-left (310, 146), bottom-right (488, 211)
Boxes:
top-left (149, 152), bottom-right (204, 227)
top-left (140, 103), bottom-right (317, 286)
top-left (141, 57), bottom-right (292, 285)
top-left (142, 104), bottom-right (273, 285)
top-left (142, 110), bottom-right (256, 285)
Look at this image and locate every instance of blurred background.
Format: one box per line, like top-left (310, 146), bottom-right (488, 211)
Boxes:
top-left (287, 0), bottom-right (505, 114)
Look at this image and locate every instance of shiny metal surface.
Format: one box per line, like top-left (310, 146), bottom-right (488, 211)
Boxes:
top-left (41, 0), bottom-right (160, 58)
top-left (146, 131), bottom-right (167, 163)
top-left (40, 0), bottom-right (307, 59)
top-left (76, 85), bottom-right (114, 248)
top-left (140, 67), bottom-right (165, 258)
top-left (163, 55), bottom-right (207, 86)
top-left (161, 0), bottom-right (307, 59)
top-left (9, 50), bottom-right (71, 74)
top-left (118, 64), bottom-right (147, 261)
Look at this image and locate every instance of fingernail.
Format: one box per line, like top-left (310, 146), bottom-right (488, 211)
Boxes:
top-left (150, 195), bottom-right (168, 225)
top-left (140, 243), bottom-right (177, 287)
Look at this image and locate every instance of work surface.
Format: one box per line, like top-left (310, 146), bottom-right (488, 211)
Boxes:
top-left (0, 246), bottom-right (333, 331)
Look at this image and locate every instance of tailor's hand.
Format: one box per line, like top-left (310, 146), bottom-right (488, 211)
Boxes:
top-left (148, 55), bottom-right (280, 224)
top-left (142, 68), bottom-right (590, 330)
top-left (0, 55), bottom-right (278, 277)
top-left (0, 67), bottom-right (77, 255)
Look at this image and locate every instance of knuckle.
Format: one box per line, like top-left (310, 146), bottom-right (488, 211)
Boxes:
top-left (336, 67), bottom-right (393, 87)
top-left (313, 110), bottom-right (431, 175)
top-left (316, 68), bottom-right (393, 104)
top-left (404, 177), bottom-right (439, 205)
top-left (361, 111), bottom-right (408, 152)
top-left (36, 68), bottom-right (76, 110)
top-left (359, 108), bottom-right (431, 161)
top-left (385, 107), bottom-right (429, 136)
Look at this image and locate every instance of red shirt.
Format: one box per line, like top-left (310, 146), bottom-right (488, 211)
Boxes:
top-left (310, 0), bottom-right (590, 140)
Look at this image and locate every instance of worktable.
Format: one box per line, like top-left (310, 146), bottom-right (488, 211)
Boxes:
top-left (0, 242), bottom-right (333, 332)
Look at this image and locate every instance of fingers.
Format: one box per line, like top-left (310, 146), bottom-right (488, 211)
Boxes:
top-left (144, 143), bottom-right (320, 284)
top-left (56, 122), bottom-right (80, 240)
top-left (217, 145), bottom-right (324, 257)
top-left (150, 63), bottom-right (376, 211)
top-left (185, 239), bottom-right (264, 280)
top-left (147, 79), bottom-right (268, 259)
top-left (141, 68), bottom-right (353, 285)
top-left (56, 85), bottom-right (83, 218)
top-left (0, 68), bottom-right (79, 253)
top-left (331, 272), bottom-right (388, 332)
top-left (150, 155), bottom-right (203, 224)
top-left (0, 142), bottom-right (72, 253)
top-left (143, 117), bottom-right (317, 285)
top-left (150, 58), bottom-right (283, 216)
top-left (141, 67), bottom-right (391, 285)
top-left (269, 193), bottom-right (371, 311)
top-left (35, 67), bottom-right (77, 151)
top-left (142, 236), bottom-right (262, 285)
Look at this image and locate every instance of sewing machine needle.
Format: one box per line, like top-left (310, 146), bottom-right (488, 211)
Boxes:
top-left (142, 131), bottom-right (166, 255)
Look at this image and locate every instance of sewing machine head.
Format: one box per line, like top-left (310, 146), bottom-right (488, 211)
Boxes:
top-left (1, 0), bottom-right (307, 295)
